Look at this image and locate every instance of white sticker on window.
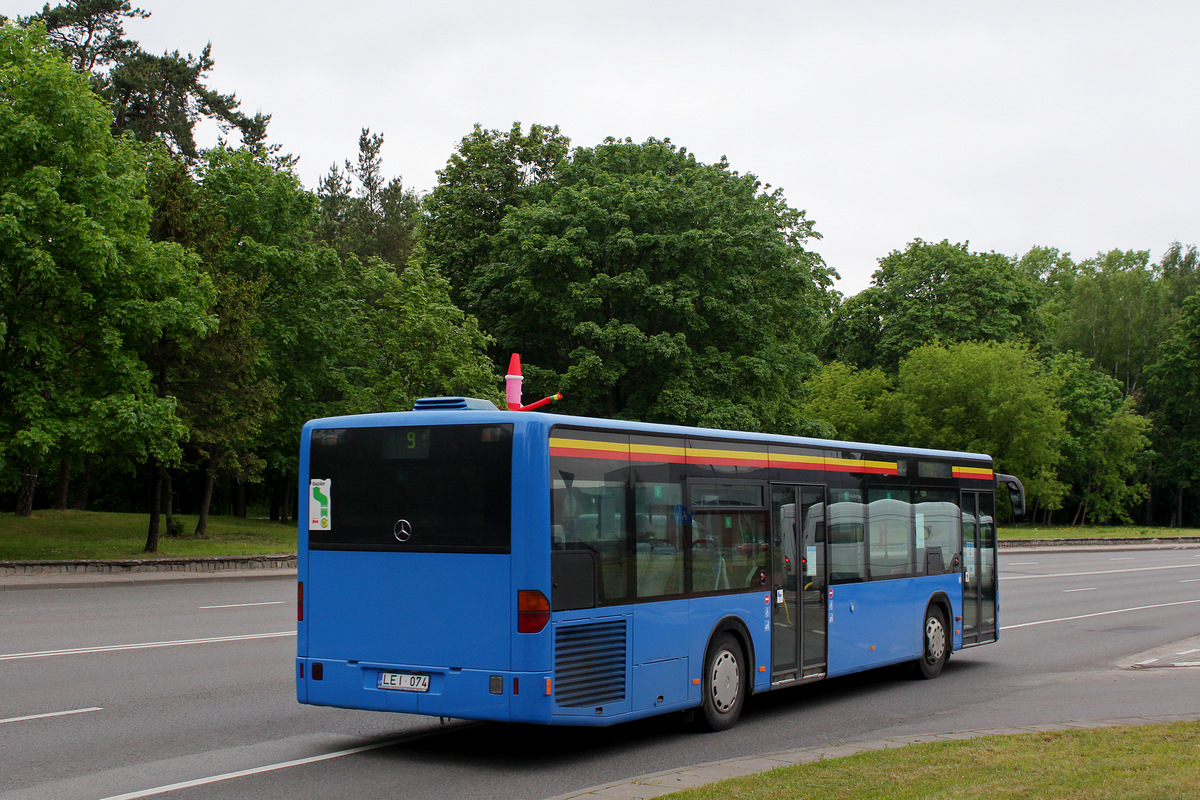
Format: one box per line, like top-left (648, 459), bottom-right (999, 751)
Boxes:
top-left (309, 479), bottom-right (331, 531)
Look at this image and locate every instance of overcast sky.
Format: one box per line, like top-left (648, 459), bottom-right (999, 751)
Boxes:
top-left (13, 1), bottom-right (1200, 294)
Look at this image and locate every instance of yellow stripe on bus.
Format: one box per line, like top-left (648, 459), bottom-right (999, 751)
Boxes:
top-left (549, 438), bottom-right (627, 454)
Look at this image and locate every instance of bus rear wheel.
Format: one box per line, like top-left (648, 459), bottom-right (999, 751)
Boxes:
top-left (698, 633), bottom-right (745, 731)
top-left (915, 606), bottom-right (949, 679)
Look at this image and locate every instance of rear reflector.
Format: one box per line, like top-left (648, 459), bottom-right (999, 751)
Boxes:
top-left (517, 590), bottom-right (550, 633)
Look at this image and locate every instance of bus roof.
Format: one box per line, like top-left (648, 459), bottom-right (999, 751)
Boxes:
top-left (302, 397), bottom-right (994, 465)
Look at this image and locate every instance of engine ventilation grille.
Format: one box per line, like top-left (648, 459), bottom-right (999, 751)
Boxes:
top-left (411, 397), bottom-right (499, 411)
top-left (554, 620), bottom-right (627, 708)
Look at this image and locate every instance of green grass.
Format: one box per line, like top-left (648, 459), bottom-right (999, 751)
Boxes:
top-left (665, 721), bottom-right (1200, 800)
top-left (0, 510), bottom-right (296, 561)
top-left (1, 512), bottom-right (1196, 562)
top-left (1000, 524), bottom-right (1200, 540)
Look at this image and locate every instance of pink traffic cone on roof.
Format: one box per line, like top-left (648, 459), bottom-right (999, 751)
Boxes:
top-left (505, 353), bottom-right (524, 410)
top-left (505, 353), bottom-right (564, 411)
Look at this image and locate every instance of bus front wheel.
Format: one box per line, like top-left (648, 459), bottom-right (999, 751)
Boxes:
top-left (915, 606), bottom-right (949, 679)
top-left (699, 633), bottom-right (745, 731)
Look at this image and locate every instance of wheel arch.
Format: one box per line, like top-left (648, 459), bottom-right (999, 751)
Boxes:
top-left (925, 591), bottom-right (954, 649)
top-left (705, 614), bottom-right (756, 695)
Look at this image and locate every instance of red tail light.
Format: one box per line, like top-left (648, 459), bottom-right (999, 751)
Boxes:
top-left (517, 590), bottom-right (550, 633)
top-left (298, 581), bottom-right (304, 622)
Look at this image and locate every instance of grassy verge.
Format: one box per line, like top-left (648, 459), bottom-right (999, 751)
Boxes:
top-left (665, 721), bottom-right (1200, 800)
top-left (1000, 524), bottom-right (1200, 540)
top-left (2, 512), bottom-right (1197, 561)
top-left (0, 510), bottom-right (296, 560)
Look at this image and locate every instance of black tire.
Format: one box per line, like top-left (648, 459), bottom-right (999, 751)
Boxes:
top-left (698, 633), bottom-right (746, 731)
top-left (915, 605), bottom-right (949, 679)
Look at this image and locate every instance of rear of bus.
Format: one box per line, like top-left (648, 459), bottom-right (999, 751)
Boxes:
top-left (295, 401), bottom-right (552, 723)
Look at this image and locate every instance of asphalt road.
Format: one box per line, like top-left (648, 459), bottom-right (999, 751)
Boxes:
top-left (2, 547), bottom-right (1199, 800)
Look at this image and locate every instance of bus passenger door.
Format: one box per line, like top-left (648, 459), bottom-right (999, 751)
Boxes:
top-left (961, 491), bottom-right (997, 645)
top-left (770, 485), bottom-right (827, 682)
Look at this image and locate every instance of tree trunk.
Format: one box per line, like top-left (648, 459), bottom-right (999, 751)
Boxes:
top-left (55, 459), bottom-right (71, 510)
top-left (72, 455), bottom-right (93, 510)
top-left (145, 463), bottom-right (163, 553)
top-left (1178, 488), bottom-right (1185, 529)
top-left (195, 463), bottom-right (216, 538)
top-left (164, 469), bottom-right (176, 535)
top-left (16, 465), bottom-right (39, 517)
top-left (234, 479), bottom-right (246, 518)
top-left (286, 473), bottom-right (298, 524)
top-left (1144, 483), bottom-right (1154, 526)
top-left (269, 477), bottom-right (282, 523)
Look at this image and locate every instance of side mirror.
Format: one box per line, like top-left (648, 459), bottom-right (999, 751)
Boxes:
top-left (994, 473), bottom-right (1026, 521)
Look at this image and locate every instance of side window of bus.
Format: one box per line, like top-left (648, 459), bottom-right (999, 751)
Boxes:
top-left (828, 500), bottom-right (866, 583)
top-left (867, 491), bottom-right (914, 579)
top-left (552, 476), bottom-right (632, 603)
top-left (915, 490), bottom-right (959, 573)
top-left (634, 482), bottom-right (683, 598)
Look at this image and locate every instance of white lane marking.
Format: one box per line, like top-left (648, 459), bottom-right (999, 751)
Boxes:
top-left (1178, 649), bottom-right (1200, 656)
top-left (1110, 557), bottom-right (1136, 561)
top-left (199, 602), bottom-right (286, 609)
top-left (1002, 564), bottom-right (1200, 581)
top-left (1007, 561), bottom-right (1040, 566)
top-left (1001, 598), bottom-right (1200, 630)
top-left (1180, 578), bottom-right (1200, 583)
top-left (97, 737), bottom-right (407, 800)
top-left (0, 631), bottom-right (295, 661)
top-left (1063, 588), bottom-right (1098, 593)
top-left (0, 707), bottom-right (103, 725)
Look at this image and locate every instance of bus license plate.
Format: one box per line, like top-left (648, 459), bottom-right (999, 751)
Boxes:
top-left (377, 671), bottom-right (429, 692)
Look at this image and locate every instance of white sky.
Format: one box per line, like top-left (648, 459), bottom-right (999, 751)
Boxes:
top-left (12, 1), bottom-right (1200, 294)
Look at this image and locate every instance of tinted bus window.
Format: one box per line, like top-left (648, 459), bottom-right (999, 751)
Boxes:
top-left (308, 424), bottom-right (513, 552)
top-left (550, 430), bottom-right (632, 603)
top-left (915, 489), bottom-right (959, 574)
top-left (867, 489), bottom-right (914, 579)
top-left (828, 497), bottom-right (866, 583)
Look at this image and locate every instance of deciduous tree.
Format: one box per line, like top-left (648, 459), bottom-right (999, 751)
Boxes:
top-left (894, 341), bottom-right (1066, 511)
top-left (1047, 352), bottom-right (1149, 524)
top-left (0, 23), bottom-right (212, 518)
top-left (826, 240), bottom-right (1043, 371)
top-left (1144, 292), bottom-right (1200, 526)
top-left (422, 122), bottom-right (570, 303)
top-left (447, 134), bottom-right (834, 432)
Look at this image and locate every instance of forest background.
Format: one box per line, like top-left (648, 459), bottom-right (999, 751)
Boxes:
top-left (3, 4), bottom-right (1199, 552)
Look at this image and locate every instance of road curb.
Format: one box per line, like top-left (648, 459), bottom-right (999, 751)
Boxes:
top-left (0, 555), bottom-right (296, 591)
top-left (1000, 537), bottom-right (1200, 548)
top-left (545, 713), bottom-right (1200, 800)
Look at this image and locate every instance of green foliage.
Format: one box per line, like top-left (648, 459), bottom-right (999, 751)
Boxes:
top-left (333, 260), bottom-right (499, 413)
top-left (316, 128), bottom-right (420, 270)
top-left (0, 23), bottom-right (212, 514)
top-left (1051, 249), bottom-right (1169, 395)
top-left (826, 239), bottom-right (1042, 371)
top-left (189, 146), bottom-right (497, 479)
top-left (894, 341), bottom-right (1067, 510)
top-left (798, 362), bottom-right (893, 443)
top-left (432, 130), bottom-right (834, 433)
top-left (33, 0), bottom-right (146, 73)
top-left (423, 121), bottom-right (571, 302)
top-left (1047, 352), bottom-right (1149, 523)
top-left (27, 1), bottom-right (265, 158)
top-left (1144, 292), bottom-right (1200, 502)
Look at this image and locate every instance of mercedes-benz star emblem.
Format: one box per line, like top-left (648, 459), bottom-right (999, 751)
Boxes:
top-left (393, 519), bottom-right (413, 542)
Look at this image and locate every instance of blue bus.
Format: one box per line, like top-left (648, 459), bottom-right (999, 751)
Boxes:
top-left (296, 396), bottom-right (1024, 730)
